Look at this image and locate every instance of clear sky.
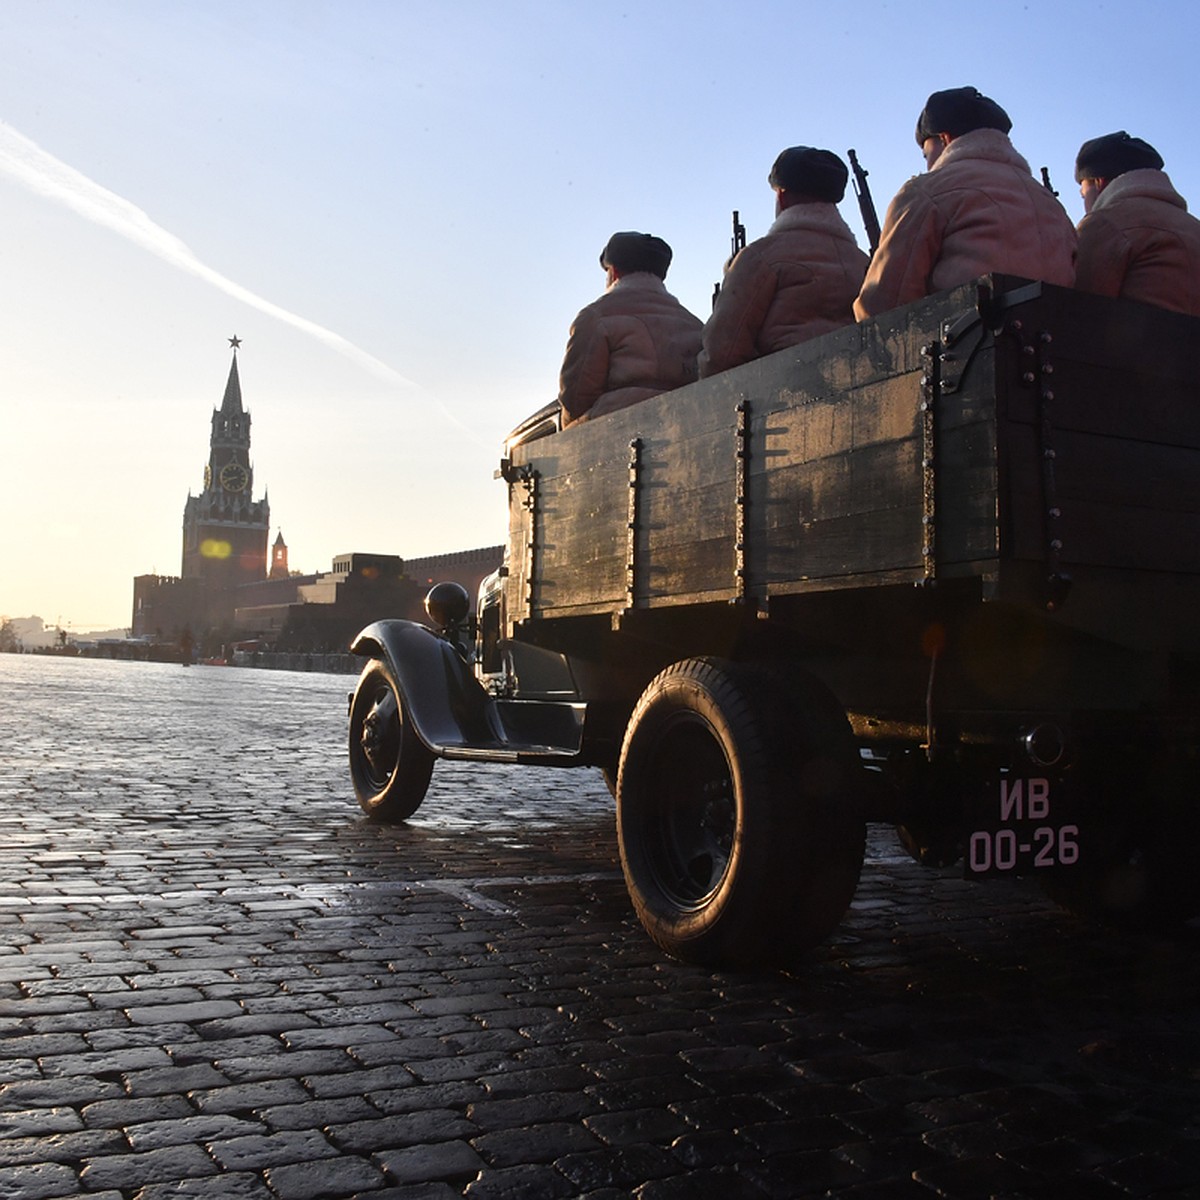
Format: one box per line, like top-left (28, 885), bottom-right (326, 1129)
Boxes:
top-left (2, 0), bottom-right (1197, 632)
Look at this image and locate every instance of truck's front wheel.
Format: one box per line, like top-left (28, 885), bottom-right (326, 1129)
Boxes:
top-left (616, 658), bottom-right (865, 968)
top-left (348, 660), bottom-right (435, 821)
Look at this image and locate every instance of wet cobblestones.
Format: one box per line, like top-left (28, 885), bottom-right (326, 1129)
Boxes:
top-left (0, 654), bottom-right (1197, 1198)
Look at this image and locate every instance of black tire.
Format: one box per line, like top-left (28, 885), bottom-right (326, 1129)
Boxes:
top-left (616, 658), bottom-right (865, 968)
top-left (348, 660), bottom-right (435, 821)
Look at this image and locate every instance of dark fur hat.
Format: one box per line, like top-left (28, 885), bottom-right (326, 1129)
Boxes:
top-left (1074, 131), bottom-right (1164, 183)
top-left (768, 147), bottom-right (849, 202)
top-left (915, 87), bottom-right (1012, 145)
top-left (599, 232), bottom-right (673, 279)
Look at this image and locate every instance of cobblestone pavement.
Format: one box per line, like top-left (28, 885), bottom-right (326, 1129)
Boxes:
top-left (0, 655), bottom-right (1197, 1200)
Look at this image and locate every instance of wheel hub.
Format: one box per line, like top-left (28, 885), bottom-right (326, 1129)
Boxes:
top-left (359, 692), bottom-right (398, 779)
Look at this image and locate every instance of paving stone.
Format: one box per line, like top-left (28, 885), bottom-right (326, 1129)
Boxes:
top-left (134, 1176), bottom-right (275, 1199)
top-left (259, 1096), bottom-right (382, 1132)
top-left (304, 1065), bottom-right (417, 1099)
top-left (467, 1090), bottom-right (598, 1133)
top-left (584, 1107), bottom-right (692, 1147)
top-left (668, 1093), bottom-right (783, 1131)
top-left (365, 1080), bottom-right (487, 1116)
top-left (403, 1050), bottom-right (521, 1085)
top-left (741, 1145), bottom-right (866, 1195)
top-left (215, 1049), bottom-right (356, 1082)
top-left (0, 1077), bottom-right (125, 1111)
top-left (475, 1063), bottom-right (595, 1099)
top-left (264, 1154), bottom-right (388, 1199)
top-left (0, 1106), bottom-right (85, 1138)
top-left (741, 1114), bottom-right (862, 1155)
top-left (462, 1161), bottom-right (576, 1198)
top-left (189, 1079), bottom-right (312, 1113)
top-left (373, 1139), bottom-right (487, 1186)
top-left (635, 1166), bottom-right (771, 1199)
top-left (199, 1013), bottom-right (320, 1038)
top-left (80, 1143), bottom-right (220, 1190)
top-left (281, 1024), bottom-right (398, 1051)
top-left (345, 1188), bottom-right (459, 1200)
top-left (126, 1000), bottom-right (244, 1025)
top-left (470, 1120), bottom-right (603, 1167)
top-left (0, 1132), bottom-right (133, 1171)
top-left (911, 1152), bottom-right (1042, 1196)
top-left (85, 1023), bottom-right (197, 1051)
top-left (91, 987), bottom-right (197, 1011)
top-left (0, 1032), bottom-right (89, 1059)
top-left (118, 1060), bottom-right (229, 1098)
top-left (208, 1128), bottom-right (340, 1170)
top-left (82, 1094), bottom-right (195, 1128)
top-left (836, 1134), bottom-right (945, 1178)
top-left (49, 1193), bottom-right (126, 1200)
top-left (554, 1143), bottom-right (681, 1191)
top-left (125, 1111), bottom-right (265, 1150)
top-left (0, 998), bottom-right (91, 1018)
top-left (586, 1076), bottom-right (711, 1112)
top-left (327, 1109), bottom-right (477, 1153)
top-left (39, 1046), bottom-right (174, 1076)
top-left (0, 1161), bottom-right (82, 1200)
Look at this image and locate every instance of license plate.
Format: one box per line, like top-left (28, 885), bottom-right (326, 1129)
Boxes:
top-left (964, 774), bottom-right (1080, 878)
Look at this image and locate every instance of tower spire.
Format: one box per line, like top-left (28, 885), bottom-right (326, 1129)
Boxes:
top-left (221, 338), bottom-right (244, 417)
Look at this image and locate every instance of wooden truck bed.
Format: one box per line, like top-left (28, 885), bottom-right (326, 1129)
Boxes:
top-left (502, 277), bottom-right (1200, 677)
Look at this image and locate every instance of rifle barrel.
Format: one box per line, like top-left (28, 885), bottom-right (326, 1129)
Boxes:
top-left (848, 149), bottom-right (882, 256)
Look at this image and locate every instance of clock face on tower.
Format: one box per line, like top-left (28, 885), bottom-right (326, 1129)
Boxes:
top-left (220, 462), bottom-right (250, 493)
top-left (203, 464), bottom-right (212, 489)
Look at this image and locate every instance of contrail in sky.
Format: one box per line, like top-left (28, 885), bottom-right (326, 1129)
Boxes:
top-left (0, 120), bottom-right (478, 436)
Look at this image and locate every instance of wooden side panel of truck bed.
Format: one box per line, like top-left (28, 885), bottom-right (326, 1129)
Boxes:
top-left (504, 278), bottom-right (1200, 656)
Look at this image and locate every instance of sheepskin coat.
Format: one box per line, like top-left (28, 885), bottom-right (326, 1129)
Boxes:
top-left (854, 128), bottom-right (1077, 319)
top-left (699, 202), bottom-right (868, 377)
top-left (1075, 169), bottom-right (1200, 317)
top-left (558, 272), bottom-right (703, 426)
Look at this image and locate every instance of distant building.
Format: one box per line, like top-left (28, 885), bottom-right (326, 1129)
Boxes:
top-left (402, 546), bottom-right (508, 594)
top-left (181, 347), bottom-right (270, 590)
top-left (5, 616), bottom-right (58, 651)
top-left (269, 531), bottom-right (290, 580)
top-left (132, 342), bottom-right (502, 653)
top-left (133, 342), bottom-right (270, 641)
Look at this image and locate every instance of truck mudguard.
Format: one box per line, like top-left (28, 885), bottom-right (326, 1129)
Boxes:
top-left (350, 619), bottom-right (496, 754)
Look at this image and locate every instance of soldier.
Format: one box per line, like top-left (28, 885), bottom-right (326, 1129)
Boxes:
top-left (557, 232), bottom-right (703, 427)
top-left (1073, 131), bottom-right (1200, 317)
top-left (854, 87), bottom-right (1077, 320)
top-left (699, 147), bottom-right (868, 378)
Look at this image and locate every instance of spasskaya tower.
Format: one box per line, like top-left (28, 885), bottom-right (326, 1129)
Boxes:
top-left (181, 337), bottom-right (270, 587)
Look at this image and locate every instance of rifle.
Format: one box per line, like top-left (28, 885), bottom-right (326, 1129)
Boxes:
top-left (1040, 166), bottom-right (1059, 197)
top-left (847, 149), bottom-right (881, 257)
top-left (712, 209), bottom-right (748, 309)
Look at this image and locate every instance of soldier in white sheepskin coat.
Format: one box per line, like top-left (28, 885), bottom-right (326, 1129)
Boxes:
top-left (700, 147), bottom-right (868, 378)
top-left (855, 88), bottom-right (1077, 320)
top-left (1074, 131), bottom-right (1200, 318)
top-left (558, 232), bottom-right (703, 427)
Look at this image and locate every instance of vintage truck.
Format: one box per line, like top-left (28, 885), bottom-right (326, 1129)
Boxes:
top-left (347, 275), bottom-right (1200, 968)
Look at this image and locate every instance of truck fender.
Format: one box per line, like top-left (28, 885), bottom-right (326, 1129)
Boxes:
top-left (350, 619), bottom-right (494, 755)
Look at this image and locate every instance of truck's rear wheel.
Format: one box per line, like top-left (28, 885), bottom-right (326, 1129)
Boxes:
top-left (348, 660), bottom-right (435, 821)
top-left (616, 658), bottom-right (865, 968)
